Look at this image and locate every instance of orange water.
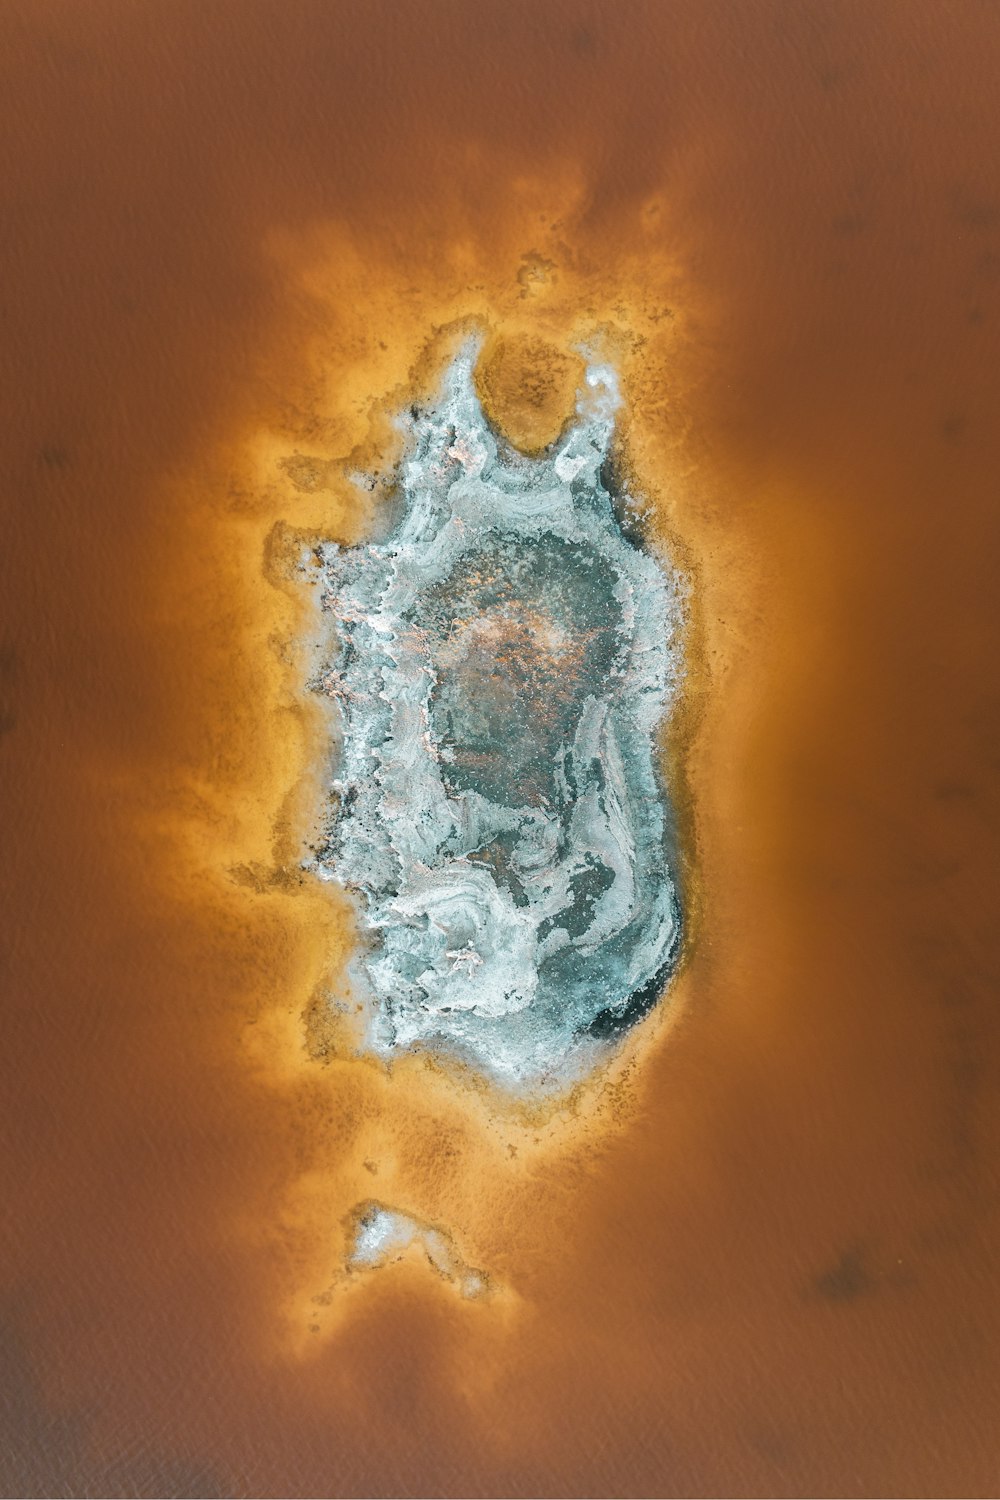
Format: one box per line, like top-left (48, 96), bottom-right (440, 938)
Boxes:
top-left (2, 2), bottom-right (999, 1495)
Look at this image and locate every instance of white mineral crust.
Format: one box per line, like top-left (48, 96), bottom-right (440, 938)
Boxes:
top-left (311, 339), bottom-right (685, 1084)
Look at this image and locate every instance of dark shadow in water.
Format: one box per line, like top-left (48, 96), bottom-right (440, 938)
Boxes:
top-left (811, 1245), bottom-right (876, 1304)
top-left (0, 1303), bottom-right (231, 1499)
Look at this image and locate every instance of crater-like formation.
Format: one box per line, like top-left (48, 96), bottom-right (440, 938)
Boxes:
top-left (310, 340), bottom-right (684, 1084)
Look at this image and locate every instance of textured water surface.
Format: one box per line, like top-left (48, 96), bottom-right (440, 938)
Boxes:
top-left (6, 2), bottom-right (1000, 1494)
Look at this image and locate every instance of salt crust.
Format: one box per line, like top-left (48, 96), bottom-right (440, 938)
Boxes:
top-left (311, 341), bottom-right (684, 1085)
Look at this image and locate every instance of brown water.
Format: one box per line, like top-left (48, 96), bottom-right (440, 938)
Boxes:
top-left (2, 2), bottom-right (1000, 1495)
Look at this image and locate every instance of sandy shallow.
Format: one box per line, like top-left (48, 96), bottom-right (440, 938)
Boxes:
top-left (173, 247), bottom-right (726, 1343)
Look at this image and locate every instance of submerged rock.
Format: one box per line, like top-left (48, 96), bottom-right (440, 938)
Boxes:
top-left (311, 340), bottom-right (685, 1085)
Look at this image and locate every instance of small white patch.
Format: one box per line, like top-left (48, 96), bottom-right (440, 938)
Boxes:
top-left (346, 1203), bottom-right (489, 1298)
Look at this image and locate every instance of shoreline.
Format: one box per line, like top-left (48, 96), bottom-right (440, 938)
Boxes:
top-left (147, 285), bottom-right (746, 1351)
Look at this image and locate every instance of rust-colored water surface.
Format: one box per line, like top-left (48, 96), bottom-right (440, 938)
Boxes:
top-left (2, 2), bottom-right (1000, 1495)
